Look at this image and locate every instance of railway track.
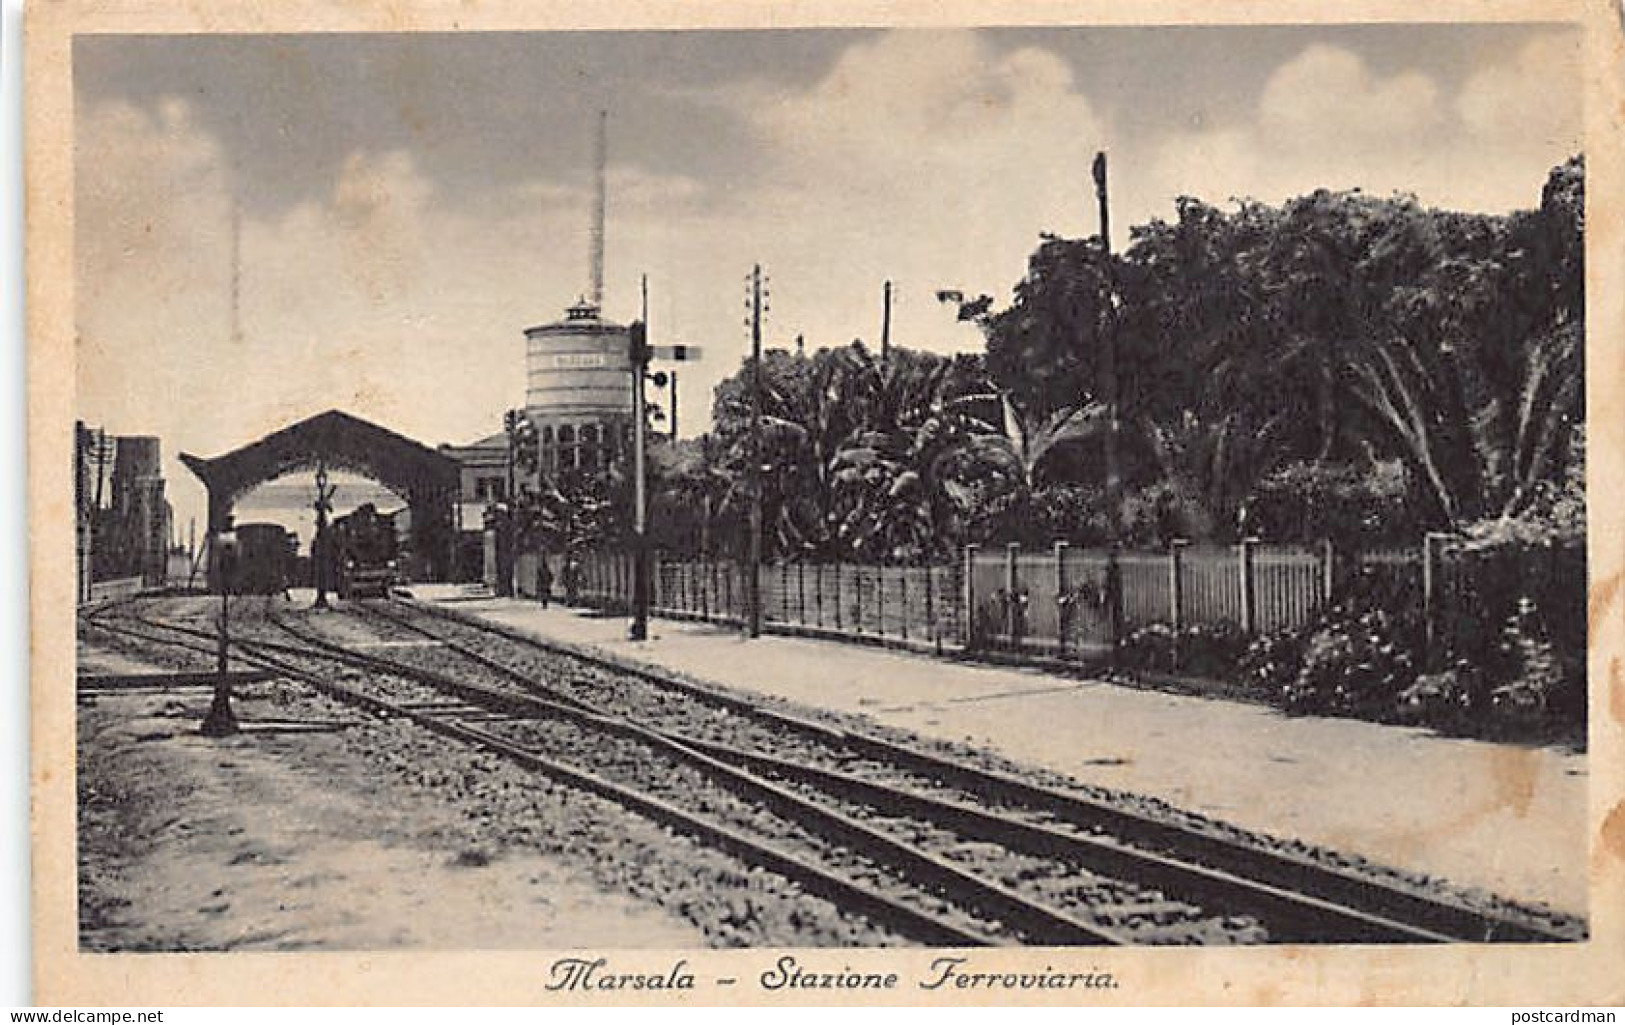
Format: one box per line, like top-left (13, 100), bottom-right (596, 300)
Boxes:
top-left (79, 598), bottom-right (1582, 947)
top-left (353, 599), bottom-right (1583, 945)
top-left (79, 605), bottom-right (1073, 946)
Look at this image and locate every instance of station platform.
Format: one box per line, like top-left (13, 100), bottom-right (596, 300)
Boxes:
top-left (412, 589), bottom-right (1590, 916)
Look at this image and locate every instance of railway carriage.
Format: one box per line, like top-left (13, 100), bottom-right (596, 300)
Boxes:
top-left (231, 522), bottom-right (295, 595)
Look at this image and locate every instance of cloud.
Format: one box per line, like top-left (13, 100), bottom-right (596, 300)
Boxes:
top-left (1258, 44), bottom-right (1444, 147)
top-left (76, 97), bottom-right (565, 533)
top-left (1143, 34), bottom-right (1579, 221)
top-left (329, 149), bottom-right (433, 304)
top-left (1457, 32), bottom-right (1584, 150)
top-left (76, 99), bottom-right (230, 305)
top-left (663, 30), bottom-right (1110, 369)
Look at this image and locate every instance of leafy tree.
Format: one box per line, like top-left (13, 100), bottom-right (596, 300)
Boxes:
top-left (679, 156), bottom-right (1585, 559)
top-left (706, 341), bottom-right (1010, 561)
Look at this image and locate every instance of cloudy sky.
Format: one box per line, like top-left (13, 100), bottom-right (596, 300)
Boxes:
top-left (74, 24), bottom-right (1583, 533)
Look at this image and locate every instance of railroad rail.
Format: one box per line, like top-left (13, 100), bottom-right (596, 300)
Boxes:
top-left (365, 598), bottom-right (1581, 945)
top-left (78, 598), bottom-right (1582, 947)
top-left (78, 605), bottom-right (1046, 946)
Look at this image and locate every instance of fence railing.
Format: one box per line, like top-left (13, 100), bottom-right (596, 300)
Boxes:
top-left (567, 537), bottom-right (1543, 670)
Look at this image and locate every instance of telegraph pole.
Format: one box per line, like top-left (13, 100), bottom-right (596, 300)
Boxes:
top-left (1093, 152), bottom-right (1122, 542)
top-left (75, 423), bottom-right (91, 602)
top-left (504, 409), bottom-right (519, 506)
top-left (93, 428), bottom-right (107, 514)
top-left (746, 264), bottom-right (764, 638)
top-left (880, 279), bottom-right (893, 365)
top-left (667, 370), bottom-right (678, 440)
top-left (629, 275), bottom-right (651, 641)
top-left (1093, 151), bottom-right (1127, 663)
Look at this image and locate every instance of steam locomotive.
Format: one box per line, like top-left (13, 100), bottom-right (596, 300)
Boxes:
top-left (330, 503), bottom-right (400, 598)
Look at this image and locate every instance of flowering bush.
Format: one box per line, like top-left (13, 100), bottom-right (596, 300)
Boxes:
top-left (1278, 609), bottom-right (1418, 718)
top-left (1486, 601), bottom-right (1581, 727)
top-left (1179, 621), bottom-right (1250, 675)
top-left (1117, 620), bottom-right (1248, 675)
top-left (1397, 662), bottom-right (1484, 727)
top-left (1117, 622), bottom-right (1175, 671)
top-left (1240, 628), bottom-right (1309, 697)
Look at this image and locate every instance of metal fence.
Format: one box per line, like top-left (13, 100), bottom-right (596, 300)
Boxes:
top-left (572, 537), bottom-right (1554, 669)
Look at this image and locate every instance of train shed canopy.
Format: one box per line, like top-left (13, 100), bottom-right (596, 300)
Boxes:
top-left (180, 409), bottom-right (460, 518)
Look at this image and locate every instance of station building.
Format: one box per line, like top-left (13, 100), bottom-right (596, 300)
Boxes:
top-left (75, 425), bottom-right (175, 599)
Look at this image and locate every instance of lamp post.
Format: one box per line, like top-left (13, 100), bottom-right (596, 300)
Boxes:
top-left (200, 531), bottom-right (239, 736)
top-left (312, 462), bottom-right (335, 610)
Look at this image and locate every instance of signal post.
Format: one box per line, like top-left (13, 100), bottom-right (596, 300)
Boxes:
top-left (627, 289), bottom-right (700, 642)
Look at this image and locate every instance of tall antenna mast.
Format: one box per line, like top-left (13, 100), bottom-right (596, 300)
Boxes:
top-left (589, 109), bottom-right (607, 309)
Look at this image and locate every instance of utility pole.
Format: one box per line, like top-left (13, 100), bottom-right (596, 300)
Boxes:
top-left (505, 409), bottom-right (519, 505)
top-left (1093, 151), bottom-right (1126, 663)
top-left (880, 279), bottom-right (893, 365)
top-left (629, 275), bottom-right (651, 641)
top-left (93, 428), bottom-right (107, 515)
top-left (75, 423), bottom-right (91, 602)
top-left (746, 264), bottom-right (764, 638)
top-left (667, 370), bottom-right (678, 440)
top-left (1093, 152), bottom-right (1122, 543)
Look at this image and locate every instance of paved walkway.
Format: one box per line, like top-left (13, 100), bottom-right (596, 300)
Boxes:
top-left (415, 588), bottom-right (1589, 915)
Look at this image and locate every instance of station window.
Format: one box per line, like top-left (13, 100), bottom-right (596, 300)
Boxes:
top-left (558, 424), bottom-right (578, 469)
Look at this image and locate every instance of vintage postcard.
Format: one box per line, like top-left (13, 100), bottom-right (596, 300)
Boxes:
top-left (27, 0), bottom-right (1625, 1006)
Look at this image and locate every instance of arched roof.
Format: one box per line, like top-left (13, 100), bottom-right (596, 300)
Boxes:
top-left (179, 409), bottom-right (460, 508)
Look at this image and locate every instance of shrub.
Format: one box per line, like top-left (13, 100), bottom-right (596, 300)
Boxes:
top-left (1117, 620), bottom-right (1248, 676)
top-left (1486, 601), bottom-right (1582, 727)
top-left (1279, 608), bottom-right (1418, 718)
top-left (1179, 620), bottom-right (1249, 676)
top-left (1240, 627), bottom-right (1309, 698)
top-left (1120, 481), bottom-right (1214, 548)
top-left (1251, 459), bottom-right (1418, 545)
top-left (1117, 622), bottom-right (1175, 671)
top-left (1397, 662), bottom-right (1486, 728)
